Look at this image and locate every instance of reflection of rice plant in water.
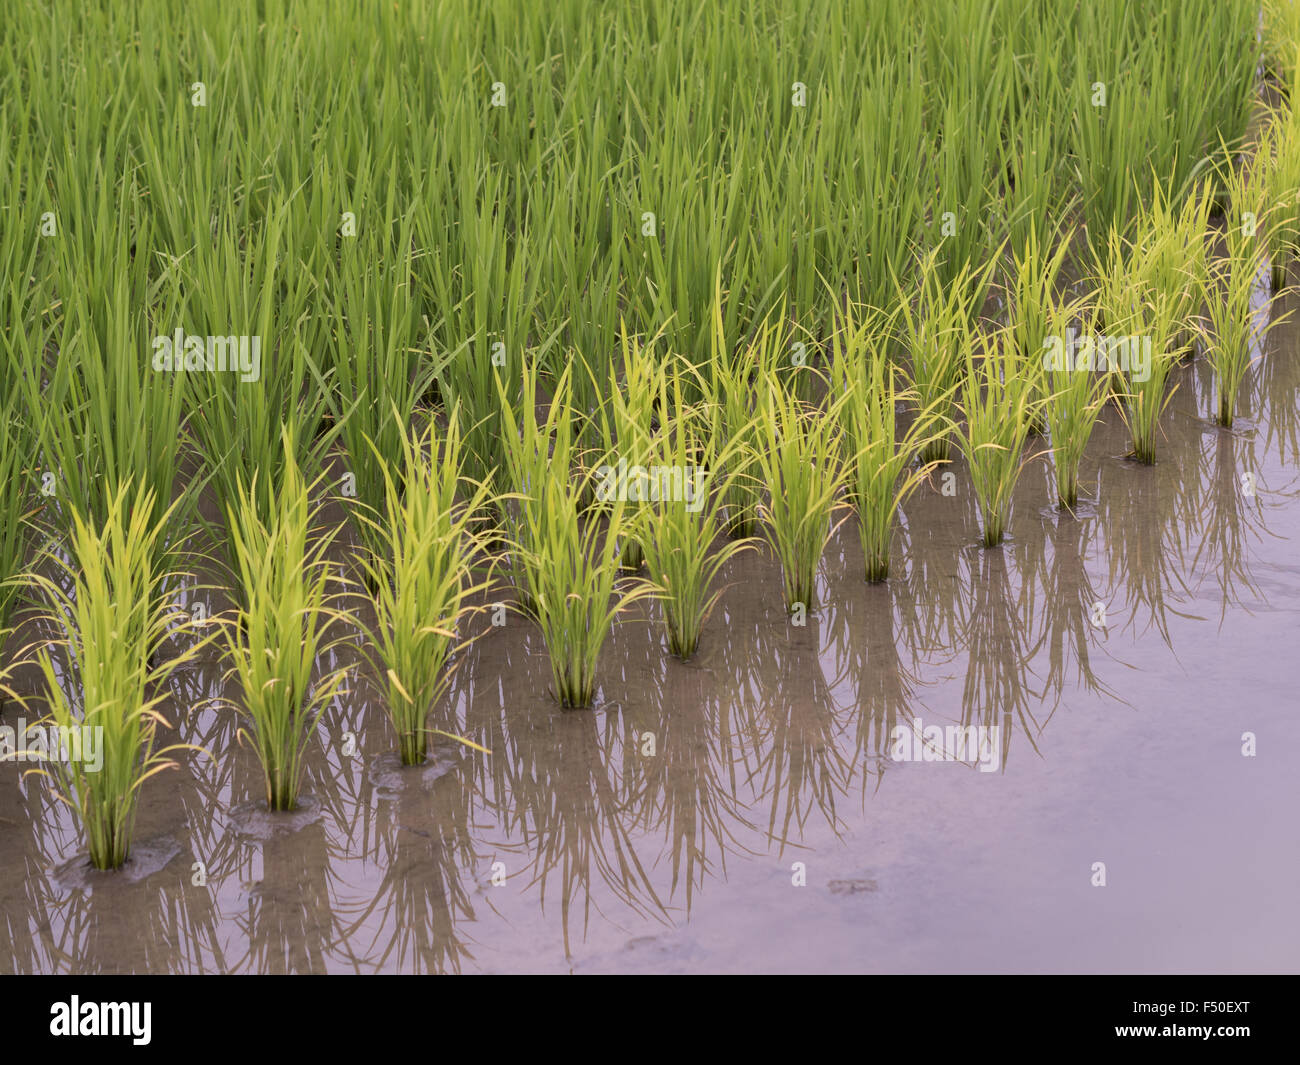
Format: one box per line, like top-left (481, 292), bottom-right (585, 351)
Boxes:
top-left (754, 371), bottom-right (847, 611)
top-left (25, 483), bottom-right (204, 870)
top-left (638, 364), bottom-right (757, 658)
top-left (959, 330), bottom-right (1037, 548)
top-left (222, 434), bottom-right (351, 812)
top-left (355, 412), bottom-right (494, 766)
top-left (831, 304), bottom-right (941, 582)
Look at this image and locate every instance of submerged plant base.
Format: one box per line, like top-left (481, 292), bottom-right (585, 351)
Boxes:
top-left (864, 554), bottom-right (890, 583)
top-left (54, 835), bottom-right (182, 890)
top-left (399, 732), bottom-right (428, 767)
top-left (368, 748), bottom-right (461, 799)
top-left (229, 795), bottom-right (324, 839)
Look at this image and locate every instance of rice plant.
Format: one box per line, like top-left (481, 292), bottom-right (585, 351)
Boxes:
top-left (958, 331), bottom-right (1037, 548)
top-left (1097, 224), bottom-right (1185, 464)
top-left (354, 413), bottom-right (494, 765)
top-left (830, 305), bottom-right (942, 582)
top-left (1006, 227), bottom-right (1073, 432)
top-left (704, 277), bottom-right (779, 539)
top-left (499, 364), bottom-right (652, 707)
top-left (24, 483), bottom-right (203, 870)
top-left (1261, 110), bottom-right (1300, 290)
top-left (522, 462), bottom-right (653, 709)
top-left (1042, 302), bottom-right (1109, 509)
top-left (495, 360), bottom-right (579, 614)
top-left (221, 435), bottom-right (351, 811)
top-left (893, 247), bottom-right (998, 464)
top-left (754, 371), bottom-right (848, 611)
top-left (1196, 169), bottom-right (1279, 431)
top-left (637, 364), bottom-right (757, 657)
top-left (592, 326), bottom-right (663, 570)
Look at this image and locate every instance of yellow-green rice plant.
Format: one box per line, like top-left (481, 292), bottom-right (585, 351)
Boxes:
top-left (754, 371), bottom-right (848, 611)
top-left (1007, 227), bottom-right (1073, 432)
top-left (1203, 241), bottom-right (1277, 428)
top-left (958, 331), bottom-right (1038, 548)
top-left (637, 363), bottom-right (758, 657)
top-left (517, 452), bottom-right (654, 709)
top-left (495, 360), bottom-right (578, 615)
top-left (893, 247), bottom-right (998, 464)
top-left (704, 277), bottom-right (779, 539)
top-left (222, 436), bottom-right (352, 811)
top-left (593, 324), bottom-right (664, 571)
top-left (1041, 301), bottom-right (1109, 509)
top-left (1097, 224), bottom-right (1184, 464)
top-left (1139, 182), bottom-right (1215, 358)
top-left (354, 411), bottom-right (494, 765)
top-left (830, 304), bottom-right (943, 582)
top-left (1263, 2), bottom-right (1300, 91)
top-left (1261, 110), bottom-right (1300, 289)
top-left (23, 483), bottom-right (205, 870)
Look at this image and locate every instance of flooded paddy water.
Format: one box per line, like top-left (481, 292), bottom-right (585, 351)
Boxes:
top-left (3, 307), bottom-right (1298, 975)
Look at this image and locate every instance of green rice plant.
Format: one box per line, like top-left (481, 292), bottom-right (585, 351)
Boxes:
top-left (753, 371), bottom-right (848, 611)
top-left (354, 412), bottom-right (494, 765)
top-left (1070, 57), bottom-right (1158, 252)
top-left (31, 169), bottom-right (195, 572)
top-left (182, 206), bottom-right (337, 576)
top-left (958, 330), bottom-right (1037, 548)
top-left (0, 126), bottom-right (47, 645)
top-left (320, 199), bottom-right (440, 566)
top-left (1263, 0), bottom-right (1300, 87)
top-left (1203, 242), bottom-right (1275, 428)
top-left (1041, 302), bottom-right (1109, 509)
top-left (829, 304), bottom-right (942, 582)
top-left (637, 363), bottom-right (757, 657)
top-left (221, 435), bottom-right (351, 811)
top-left (23, 483), bottom-right (204, 870)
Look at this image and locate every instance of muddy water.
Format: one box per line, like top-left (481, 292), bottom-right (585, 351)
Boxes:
top-left (3, 305), bottom-right (1300, 974)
